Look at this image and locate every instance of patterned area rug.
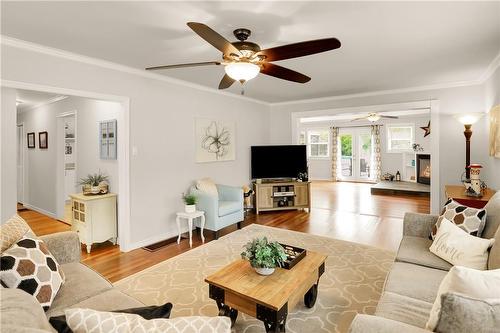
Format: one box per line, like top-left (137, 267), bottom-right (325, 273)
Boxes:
top-left (115, 224), bottom-right (395, 333)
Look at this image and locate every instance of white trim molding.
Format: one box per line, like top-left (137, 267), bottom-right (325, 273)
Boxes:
top-left (17, 95), bottom-right (68, 113)
top-left (1, 35), bottom-right (268, 106)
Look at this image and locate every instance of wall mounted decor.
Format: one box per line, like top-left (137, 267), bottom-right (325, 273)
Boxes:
top-left (195, 118), bottom-right (235, 162)
top-left (489, 105), bottom-right (500, 159)
top-left (27, 132), bottom-right (35, 148)
top-left (420, 121), bottom-right (431, 137)
top-left (38, 131), bottom-right (48, 149)
top-left (99, 119), bottom-right (117, 160)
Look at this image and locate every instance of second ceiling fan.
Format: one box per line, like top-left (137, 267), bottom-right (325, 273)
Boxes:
top-left (146, 22), bottom-right (341, 90)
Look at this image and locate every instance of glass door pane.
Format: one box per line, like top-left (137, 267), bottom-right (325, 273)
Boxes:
top-left (358, 132), bottom-right (372, 179)
top-left (340, 134), bottom-right (353, 177)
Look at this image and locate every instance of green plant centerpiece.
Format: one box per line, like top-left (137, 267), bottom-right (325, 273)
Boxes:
top-left (241, 237), bottom-right (287, 276)
top-left (78, 172), bottom-right (109, 195)
top-left (183, 193), bottom-right (198, 213)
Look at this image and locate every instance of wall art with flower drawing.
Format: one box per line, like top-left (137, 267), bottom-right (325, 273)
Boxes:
top-left (195, 118), bottom-right (235, 162)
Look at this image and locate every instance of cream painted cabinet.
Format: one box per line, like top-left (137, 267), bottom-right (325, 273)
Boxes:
top-left (70, 193), bottom-right (117, 253)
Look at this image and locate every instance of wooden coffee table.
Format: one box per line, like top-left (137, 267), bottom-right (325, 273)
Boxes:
top-left (205, 251), bottom-right (327, 332)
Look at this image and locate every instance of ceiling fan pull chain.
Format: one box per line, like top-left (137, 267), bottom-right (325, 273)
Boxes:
top-left (240, 79), bottom-right (246, 95)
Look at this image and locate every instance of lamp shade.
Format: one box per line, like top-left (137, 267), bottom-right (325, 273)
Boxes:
top-left (224, 62), bottom-right (260, 81)
top-left (454, 113), bottom-right (484, 125)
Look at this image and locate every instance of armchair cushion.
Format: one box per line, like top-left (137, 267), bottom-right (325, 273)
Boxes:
top-left (218, 201), bottom-right (241, 217)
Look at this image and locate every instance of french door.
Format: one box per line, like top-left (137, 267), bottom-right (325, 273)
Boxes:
top-left (338, 127), bottom-right (373, 181)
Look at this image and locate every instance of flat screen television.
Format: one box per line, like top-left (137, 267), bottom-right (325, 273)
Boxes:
top-left (251, 145), bottom-right (307, 180)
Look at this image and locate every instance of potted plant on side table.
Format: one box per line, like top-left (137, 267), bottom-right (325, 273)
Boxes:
top-left (241, 237), bottom-right (287, 276)
top-left (183, 194), bottom-right (197, 213)
top-left (79, 172), bottom-right (109, 195)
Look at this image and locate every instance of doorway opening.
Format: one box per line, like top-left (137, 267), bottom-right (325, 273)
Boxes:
top-left (14, 87), bottom-right (126, 253)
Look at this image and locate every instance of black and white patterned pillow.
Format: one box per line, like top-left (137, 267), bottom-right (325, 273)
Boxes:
top-left (0, 233), bottom-right (64, 310)
top-left (431, 199), bottom-right (487, 240)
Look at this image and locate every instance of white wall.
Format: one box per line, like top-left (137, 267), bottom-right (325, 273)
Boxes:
top-left (1, 43), bottom-right (270, 249)
top-left (17, 96), bottom-right (121, 217)
top-left (1, 88), bottom-right (17, 222)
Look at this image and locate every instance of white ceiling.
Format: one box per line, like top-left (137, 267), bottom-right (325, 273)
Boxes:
top-left (16, 89), bottom-right (62, 110)
top-left (2, 2), bottom-right (499, 103)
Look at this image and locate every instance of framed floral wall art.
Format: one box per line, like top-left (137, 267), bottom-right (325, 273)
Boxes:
top-left (195, 118), bottom-right (235, 162)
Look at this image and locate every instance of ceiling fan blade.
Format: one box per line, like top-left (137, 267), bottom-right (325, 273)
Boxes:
top-left (145, 61), bottom-right (220, 71)
top-left (260, 63), bottom-right (311, 83)
top-left (258, 38), bottom-right (341, 62)
top-left (380, 115), bottom-right (399, 119)
top-left (351, 116), bottom-right (368, 122)
top-left (187, 22), bottom-right (241, 56)
top-left (218, 74), bottom-right (235, 89)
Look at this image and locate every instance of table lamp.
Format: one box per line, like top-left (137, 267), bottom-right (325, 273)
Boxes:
top-left (454, 113), bottom-right (484, 179)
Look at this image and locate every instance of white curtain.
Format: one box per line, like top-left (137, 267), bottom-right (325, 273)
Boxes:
top-left (331, 127), bottom-right (339, 181)
top-left (372, 125), bottom-right (382, 181)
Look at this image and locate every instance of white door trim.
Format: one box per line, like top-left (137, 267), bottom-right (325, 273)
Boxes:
top-left (16, 122), bottom-right (25, 205)
top-left (56, 111), bottom-right (77, 221)
top-left (2, 80), bottom-right (133, 252)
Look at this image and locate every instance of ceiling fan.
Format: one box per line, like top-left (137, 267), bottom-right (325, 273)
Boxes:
top-left (351, 113), bottom-right (399, 122)
top-left (145, 22), bottom-right (341, 90)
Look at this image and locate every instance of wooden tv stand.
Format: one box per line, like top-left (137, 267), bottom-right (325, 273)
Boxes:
top-left (253, 181), bottom-right (311, 214)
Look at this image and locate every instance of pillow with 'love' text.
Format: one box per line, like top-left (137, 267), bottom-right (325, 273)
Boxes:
top-left (429, 218), bottom-right (495, 270)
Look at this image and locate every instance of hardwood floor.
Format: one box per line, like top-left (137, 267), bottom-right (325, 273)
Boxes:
top-left (19, 181), bottom-right (429, 283)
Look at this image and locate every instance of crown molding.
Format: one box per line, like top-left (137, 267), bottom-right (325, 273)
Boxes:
top-left (1, 35), bottom-right (268, 106)
top-left (269, 80), bottom-right (482, 107)
top-left (270, 49), bottom-right (500, 107)
top-left (479, 49), bottom-right (500, 83)
top-left (2, 35), bottom-right (499, 108)
top-left (17, 95), bottom-right (68, 113)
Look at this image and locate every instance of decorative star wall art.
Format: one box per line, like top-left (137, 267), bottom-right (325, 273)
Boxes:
top-left (420, 121), bottom-right (431, 137)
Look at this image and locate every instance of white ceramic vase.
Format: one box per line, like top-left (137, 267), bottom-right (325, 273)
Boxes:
top-left (254, 267), bottom-right (275, 276)
top-left (185, 204), bottom-right (196, 213)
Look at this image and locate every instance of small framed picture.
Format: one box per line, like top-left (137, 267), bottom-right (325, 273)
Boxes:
top-left (27, 132), bottom-right (35, 148)
top-left (39, 131), bottom-right (48, 149)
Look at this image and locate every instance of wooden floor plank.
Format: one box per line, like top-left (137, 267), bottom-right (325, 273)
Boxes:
top-left (19, 181), bottom-right (429, 282)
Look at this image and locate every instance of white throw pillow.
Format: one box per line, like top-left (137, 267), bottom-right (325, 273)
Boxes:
top-left (65, 308), bottom-right (231, 333)
top-left (429, 217), bottom-right (494, 270)
top-left (426, 266), bottom-right (500, 331)
top-left (196, 178), bottom-right (218, 197)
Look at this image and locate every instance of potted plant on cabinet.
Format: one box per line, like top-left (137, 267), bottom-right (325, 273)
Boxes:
top-left (241, 237), bottom-right (287, 276)
top-left (78, 172), bottom-right (109, 195)
top-left (183, 194), bottom-right (197, 213)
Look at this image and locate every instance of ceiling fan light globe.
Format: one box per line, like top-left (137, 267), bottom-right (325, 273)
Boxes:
top-left (224, 62), bottom-right (260, 82)
top-left (367, 114), bottom-right (381, 122)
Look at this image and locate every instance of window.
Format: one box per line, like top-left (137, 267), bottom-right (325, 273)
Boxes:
top-left (307, 129), bottom-right (329, 158)
top-left (387, 125), bottom-right (413, 152)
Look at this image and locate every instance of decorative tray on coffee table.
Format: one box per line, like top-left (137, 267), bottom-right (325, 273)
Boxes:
top-left (280, 243), bottom-right (307, 269)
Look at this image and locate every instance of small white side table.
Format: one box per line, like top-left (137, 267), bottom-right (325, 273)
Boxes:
top-left (176, 211), bottom-right (205, 248)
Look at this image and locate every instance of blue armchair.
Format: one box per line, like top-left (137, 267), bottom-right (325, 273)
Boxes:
top-left (190, 184), bottom-right (244, 239)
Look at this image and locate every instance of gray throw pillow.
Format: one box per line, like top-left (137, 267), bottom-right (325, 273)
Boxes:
top-left (436, 292), bottom-right (500, 333)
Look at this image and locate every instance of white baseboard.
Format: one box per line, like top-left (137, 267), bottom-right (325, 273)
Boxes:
top-left (22, 203), bottom-right (57, 219)
top-left (125, 226), bottom-right (193, 252)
